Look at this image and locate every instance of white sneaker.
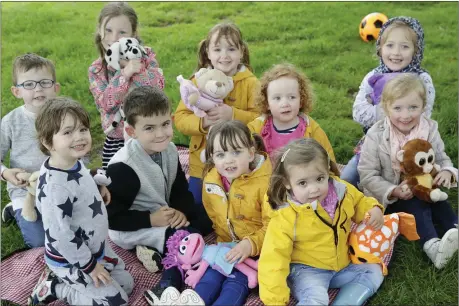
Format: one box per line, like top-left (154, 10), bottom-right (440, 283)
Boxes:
top-left (144, 287), bottom-right (180, 305)
top-left (178, 289), bottom-right (205, 306)
top-left (435, 228), bottom-right (458, 269)
top-left (136, 245), bottom-right (163, 273)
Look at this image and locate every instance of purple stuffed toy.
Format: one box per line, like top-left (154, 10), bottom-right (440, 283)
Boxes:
top-left (367, 73), bottom-right (402, 105)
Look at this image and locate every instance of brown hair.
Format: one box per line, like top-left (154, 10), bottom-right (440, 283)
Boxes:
top-left (13, 53), bottom-right (56, 85)
top-left (36, 97), bottom-right (90, 155)
top-left (380, 73), bottom-right (426, 115)
top-left (202, 120), bottom-right (265, 179)
top-left (196, 22), bottom-right (251, 73)
top-left (376, 21), bottom-right (418, 57)
top-left (123, 86), bottom-right (171, 127)
top-left (255, 63), bottom-right (314, 115)
top-left (94, 2), bottom-right (139, 79)
top-left (267, 138), bottom-right (339, 209)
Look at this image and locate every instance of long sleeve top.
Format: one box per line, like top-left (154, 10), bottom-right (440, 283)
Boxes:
top-left (88, 47), bottom-right (165, 139)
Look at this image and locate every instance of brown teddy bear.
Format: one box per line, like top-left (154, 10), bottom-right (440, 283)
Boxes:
top-left (15, 171), bottom-right (40, 222)
top-left (177, 68), bottom-right (234, 117)
top-left (396, 139), bottom-right (448, 203)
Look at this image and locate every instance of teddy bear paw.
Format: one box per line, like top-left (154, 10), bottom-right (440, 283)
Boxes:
top-left (430, 189), bottom-right (448, 202)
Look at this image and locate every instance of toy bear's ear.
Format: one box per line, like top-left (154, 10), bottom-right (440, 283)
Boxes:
top-left (396, 150), bottom-right (405, 162)
top-left (195, 68), bottom-right (208, 79)
top-left (105, 41), bottom-right (121, 70)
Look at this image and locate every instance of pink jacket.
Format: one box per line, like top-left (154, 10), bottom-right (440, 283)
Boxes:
top-left (88, 47), bottom-right (165, 139)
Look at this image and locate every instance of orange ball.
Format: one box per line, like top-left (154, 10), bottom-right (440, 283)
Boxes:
top-left (359, 12), bottom-right (389, 42)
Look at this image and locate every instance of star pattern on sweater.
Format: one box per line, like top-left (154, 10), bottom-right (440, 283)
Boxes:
top-left (38, 173), bottom-right (47, 189)
top-left (89, 196), bottom-right (103, 218)
top-left (62, 275), bottom-right (74, 285)
top-left (106, 292), bottom-right (126, 306)
top-left (70, 236), bottom-right (83, 249)
top-left (45, 229), bottom-right (56, 244)
top-left (67, 171), bottom-right (83, 184)
top-left (75, 270), bottom-right (88, 287)
top-left (46, 242), bottom-right (60, 255)
top-left (57, 197), bottom-right (73, 218)
top-left (88, 230), bottom-right (95, 237)
top-left (92, 300), bottom-right (105, 306)
top-left (37, 188), bottom-right (46, 202)
top-left (75, 227), bottom-right (89, 241)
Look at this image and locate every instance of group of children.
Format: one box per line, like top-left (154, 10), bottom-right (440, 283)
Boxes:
top-left (1, 2), bottom-right (457, 306)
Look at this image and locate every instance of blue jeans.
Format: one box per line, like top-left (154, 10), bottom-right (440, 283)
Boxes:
top-left (385, 198), bottom-right (458, 246)
top-left (195, 267), bottom-right (249, 306)
top-left (15, 208), bottom-right (45, 248)
top-left (188, 176), bottom-right (203, 207)
top-left (340, 154), bottom-right (360, 188)
top-left (287, 263), bottom-right (384, 305)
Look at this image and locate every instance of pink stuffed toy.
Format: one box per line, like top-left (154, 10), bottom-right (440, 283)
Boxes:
top-left (162, 230), bottom-right (259, 289)
top-left (177, 68), bottom-right (234, 118)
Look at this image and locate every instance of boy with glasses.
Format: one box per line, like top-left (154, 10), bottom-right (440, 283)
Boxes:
top-left (1, 53), bottom-right (60, 247)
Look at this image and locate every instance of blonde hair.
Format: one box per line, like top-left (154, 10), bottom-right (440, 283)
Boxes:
top-left (36, 97), bottom-right (90, 155)
top-left (377, 20), bottom-right (418, 57)
top-left (267, 138), bottom-right (339, 209)
top-left (94, 2), bottom-right (139, 79)
top-left (202, 120), bottom-right (265, 179)
top-left (381, 73), bottom-right (426, 115)
top-left (255, 63), bottom-right (314, 115)
top-left (196, 22), bottom-right (251, 73)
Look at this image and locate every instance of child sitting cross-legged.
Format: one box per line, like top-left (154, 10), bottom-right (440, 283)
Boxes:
top-left (29, 97), bottom-right (133, 306)
top-left (106, 86), bottom-right (211, 302)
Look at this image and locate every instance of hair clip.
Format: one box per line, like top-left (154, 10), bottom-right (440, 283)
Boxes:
top-left (281, 148), bottom-right (290, 163)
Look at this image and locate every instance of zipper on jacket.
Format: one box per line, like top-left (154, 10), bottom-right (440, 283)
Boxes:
top-left (313, 198), bottom-right (345, 247)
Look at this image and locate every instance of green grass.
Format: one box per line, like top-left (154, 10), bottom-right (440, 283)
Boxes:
top-left (1, 2), bottom-right (457, 305)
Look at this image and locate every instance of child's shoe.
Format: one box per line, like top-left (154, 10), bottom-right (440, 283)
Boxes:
top-left (423, 228), bottom-right (459, 269)
top-left (435, 228), bottom-right (458, 269)
top-left (136, 245), bottom-right (163, 273)
top-left (144, 286), bottom-right (180, 305)
top-left (27, 266), bottom-right (60, 305)
top-left (178, 289), bottom-right (205, 306)
top-left (2, 203), bottom-right (15, 224)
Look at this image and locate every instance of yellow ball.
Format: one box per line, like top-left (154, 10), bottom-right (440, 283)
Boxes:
top-left (359, 12), bottom-right (389, 42)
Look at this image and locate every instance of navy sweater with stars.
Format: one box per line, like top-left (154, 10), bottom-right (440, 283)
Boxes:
top-left (36, 159), bottom-right (108, 275)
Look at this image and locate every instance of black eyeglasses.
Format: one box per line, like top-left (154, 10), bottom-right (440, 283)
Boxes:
top-left (16, 79), bottom-right (55, 90)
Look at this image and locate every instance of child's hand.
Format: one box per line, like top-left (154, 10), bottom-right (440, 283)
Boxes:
top-left (433, 170), bottom-right (453, 189)
top-left (149, 207), bottom-right (175, 227)
top-left (168, 209), bottom-right (190, 229)
top-left (90, 262), bottom-right (111, 288)
top-left (366, 206), bottom-right (384, 231)
top-left (202, 116), bottom-right (218, 129)
top-left (225, 239), bottom-right (252, 264)
top-left (390, 180), bottom-right (413, 200)
top-left (98, 185), bottom-right (111, 205)
top-left (2, 168), bottom-right (28, 187)
top-left (206, 104), bottom-right (233, 123)
top-left (123, 59), bottom-right (142, 79)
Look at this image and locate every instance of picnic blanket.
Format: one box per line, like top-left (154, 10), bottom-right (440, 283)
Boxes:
top-left (0, 145), bottom-right (396, 306)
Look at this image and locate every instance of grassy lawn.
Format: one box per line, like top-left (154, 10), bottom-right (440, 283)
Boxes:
top-left (1, 2), bottom-right (457, 305)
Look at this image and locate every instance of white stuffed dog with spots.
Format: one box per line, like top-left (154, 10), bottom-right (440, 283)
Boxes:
top-left (105, 37), bottom-right (146, 70)
top-left (104, 37), bottom-right (146, 136)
